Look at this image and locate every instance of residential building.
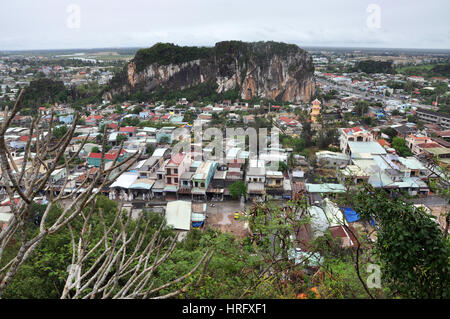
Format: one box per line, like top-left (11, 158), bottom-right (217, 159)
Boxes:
top-left (164, 153), bottom-right (191, 200)
top-left (191, 161), bottom-right (218, 201)
top-left (405, 135), bottom-right (433, 155)
top-left (415, 109), bottom-right (450, 129)
top-left (246, 161), bottom-right (266, 202)
top-left (339, 127), bottom-right (374, 152)
top-left (316, 151), bottom-right (350, 167)
top-left (87, 149), bottom-right (127, 167)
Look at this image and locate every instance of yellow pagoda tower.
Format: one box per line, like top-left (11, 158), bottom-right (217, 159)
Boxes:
top-left (310, 99), bottom-right (321, 123)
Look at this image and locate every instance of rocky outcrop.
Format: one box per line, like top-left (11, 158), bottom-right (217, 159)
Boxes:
top-left (105, 41), bottom-right (315, 103)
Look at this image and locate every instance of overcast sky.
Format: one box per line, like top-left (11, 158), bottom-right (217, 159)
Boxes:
top-left (1, 0), bottom-right (449, 50)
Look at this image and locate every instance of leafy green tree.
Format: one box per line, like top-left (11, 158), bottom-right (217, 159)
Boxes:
top-left (52, 125), bottom-right (68, 139)
top-left (96, 133), bottom-right (103, 144)
top-left (352, 186), bottom-right (450, 298)
top-left (392, 137), bottom-right (412, 157)
top-left (229, 180), bottom-right (247, 199)
top-left (315, 128), bottom-right (338, 150)
top-left (354, 100), bottom-right (369, 117)
top-left (120, 117), bottom-right (139, 127)
top-left (146, 143), bottom-right (155, 155)
top-left (116, 133), bottom-right (128, 144)
top-left (114, 105), bottom-right (123, 114)
top-left (416, 120), bottom-right (424, 130)
top-left (301, 121), bottom-right (314, 147)
top-left (353, 60), bottom-right (395, 74)
top-left (132, 106), bottom-right (143, 114)
top-left (21, 78), bottom-right (68, 111)
top-left (183, 111), bottom-right (196, 124)
top-left (381, 127), bottom-right (397, 141)
top-left (278, 161), bottom-right (288, 172)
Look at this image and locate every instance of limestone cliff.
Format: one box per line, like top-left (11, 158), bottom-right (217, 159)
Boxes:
top-left (105, 41), bottom-right (315, 103)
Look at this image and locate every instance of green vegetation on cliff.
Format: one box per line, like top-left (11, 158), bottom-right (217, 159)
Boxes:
top-left (134, 43), bottom-right (211, 72)
top-left (105, 41), bottom-right (313, 103)
top-left (132, 41), bottom-right (304, 72)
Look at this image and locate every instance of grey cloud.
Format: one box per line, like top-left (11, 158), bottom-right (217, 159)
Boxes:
top-left (0, 0), bottom-right (449, 50)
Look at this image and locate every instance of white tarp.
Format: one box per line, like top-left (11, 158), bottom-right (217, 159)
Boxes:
top-left (323, 198), bottom-right (346, 227)
top-left (110, 173), bottom-right (138, 189)
top-left (165, 200), bottom-right (191, 231)
top-left (308, 206), bottom-right (329, 238)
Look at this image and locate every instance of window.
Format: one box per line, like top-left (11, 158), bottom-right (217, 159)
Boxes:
top-left (174, 168), bottom-right (178, 174)
top-left (167, 177), bottom-right (171, 184)
top-left (201, 183), bottom-right (205, 188)
top-left (166, 168), bottom-right (171, 175)
top-left (174, 178), bottom-right (178, 183)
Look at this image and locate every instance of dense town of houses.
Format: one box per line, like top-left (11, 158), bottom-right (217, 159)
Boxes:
top-left (0, 54), bottom-right (116, 101)
top-left (0, 93), bottom-right (449, 248)
top-left (0, 50), bottom-right (449, 251)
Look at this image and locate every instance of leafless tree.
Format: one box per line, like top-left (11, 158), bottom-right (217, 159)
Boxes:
top-left (0, 89), bottom-right (213, 298)
top-left (61, 201), bottom-right (214, 299)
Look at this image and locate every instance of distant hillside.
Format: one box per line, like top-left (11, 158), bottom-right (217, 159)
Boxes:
top-left (21, 78), bottom-right (68, 110)
top-left (353, 60), bottom-right (395, 74)
top-left (396, 62), bottom-right (450, 78)
top-left (104, 41), bottom-right (316, 103)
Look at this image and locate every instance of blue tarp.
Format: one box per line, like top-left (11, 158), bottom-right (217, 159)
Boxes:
top-left (192, 221), bottom-right (204, 228)
top-left (343, 207), bottom-right (375, 226)
top-left (344, 208), bottom-right (360, 223)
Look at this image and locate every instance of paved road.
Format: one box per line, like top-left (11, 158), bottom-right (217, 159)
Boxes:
top-left (206, 200), bottom-right (249, 216)
top-left (318, 78), bottom-right (433, 109)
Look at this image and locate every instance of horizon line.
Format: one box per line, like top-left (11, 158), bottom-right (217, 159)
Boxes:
top-left (1, 43), bottom-right (450, 53)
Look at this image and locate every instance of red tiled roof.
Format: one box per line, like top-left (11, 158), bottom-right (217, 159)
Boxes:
top-left (168, 153), bottom-right (184, 166)
top-left (1, 198), bottom-right (20, 206)
top-left (279, 116), bottom-right (294, 124)
top-left (88, 150), bottom-right (125, 160)
top-left (86, 115), bottom-right (103, 121)
top-left (408, 134), bottom-right (429, 141)
top-left (76, 172), bottom-right (87, 182)
top-left (417, 142), bottom-right (442, 149)
top-left (343, 127), bottom-right (363, 134)
top-left (377, 139), bottom-right (390, 147)
top-left (119, 126), bottom-right (135, 133)
top-left (19, 134), bottom-right (36, 142)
